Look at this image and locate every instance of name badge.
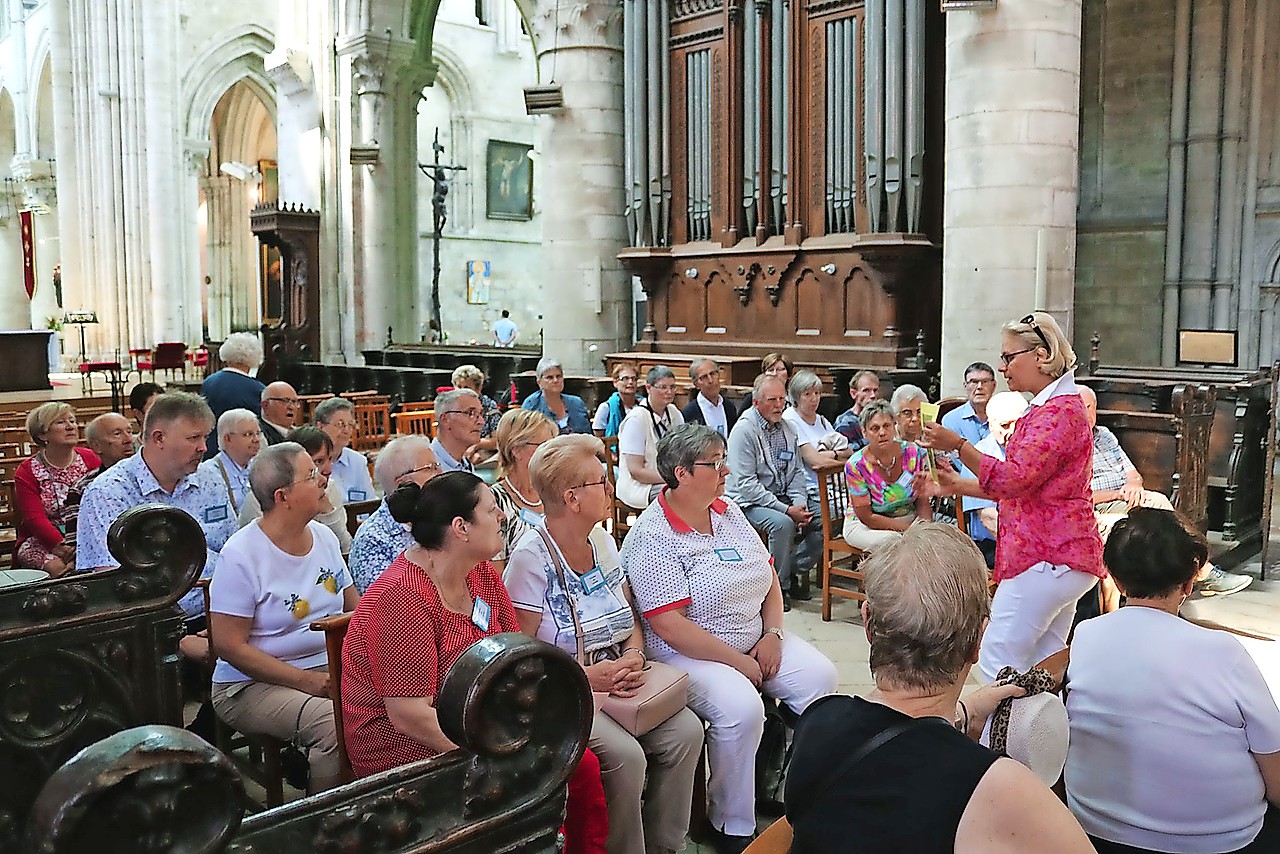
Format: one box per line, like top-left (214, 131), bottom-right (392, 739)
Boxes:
top-left (715, 423), bottom-right (726, 436)
top-left (203, 504), bottom-right (229, 524)
top-left (471, 596), bottom-right (491, 631)
top-left (580, 567), bottom-right (607, 594)
top-left (518, 507), bottom-right (543, 527)
top-left (347, 488), bottom-right (367, 502)
top-left (778, 450), bottom-right (794, 462)
top-left (714, 548), bottom-right (744, 562)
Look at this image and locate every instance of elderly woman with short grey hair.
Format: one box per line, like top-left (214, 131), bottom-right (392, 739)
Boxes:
top-left (314, 397), bottom-right (376, 504)
top-left (616, 365), bottom-right (685, 510)
top-left (521, 357), bottom-right (592, 434)
top-left (197, 408), bottom-right (261, 515)
top-left (621, 423), bottom-right (837, 851)
top-left (210, 442), bottom-right (358, 794)
top-left (783, 370), bottom-right (850, 492)
top-left (506, 433), bottom-right (704, 854)
top-left (202, 332), bottom-right (267, 460)
top-left (891, 383), bottom-right (928, 444)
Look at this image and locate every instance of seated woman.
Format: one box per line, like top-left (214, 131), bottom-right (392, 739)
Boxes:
top-left (209, 442), bottom-right (358, 794)
top-left (592, 361), bottom-right (644, 438)
top-left (489, 409), bottom-right (557, 572)
top-left (620, 423), bottom-right (838, 854)
top-left (341, 471), bottom-right (609, 852)
top-left (452, 364), bottom-right (503, 463)
top-left (782, 370), bottom-right (851, 494)
top-left (1065, 508), bottom-right (1280, 854)
top-left (843, 400), bottom-right (931, 552)
top-left (313, 397), bottom-right (377, 504)
top-left (522, 357), bottom-right (593, 435)
top-left (890, 384), bottom-right (927, 444)
top-left (14, 402), bottom-right (100, 576)
top-left (505, 434), bottom-right (704, 854)
top-left (786, 523), bottom-right (1093, 853)
top-left (615, 365), bottom-right (684, 511)
top-left (239, 426), bottom-right (352, 555)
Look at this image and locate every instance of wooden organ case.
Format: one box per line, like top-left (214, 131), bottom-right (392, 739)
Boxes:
top-left (620, 0), bottom-right (945, 371)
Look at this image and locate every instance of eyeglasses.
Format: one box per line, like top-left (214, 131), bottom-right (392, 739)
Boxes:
top-left (327, 420), bottom-right (356, 431)
top-left (444, 408), bottom-right (484, 420)
top-left (964, 377), bottom-right (996, 387)
top-left (234, 430), bottom-right (263, 439)
top-left (999, 348), bottom-right (1035, 367)
top-left (267, 397), bottom-right (300, 406)
top-left (570, 478), bottom-right (609, 491)
top-left (693, 369), bottom-right (721, 382)
top-left (650, 384), bottom-right (677, 393)
top-left (616, 375), bottom-right (638, 383)
top-left (396, 462), bottom-right (441, 481)
top-left (691, 458), bottom-right (728, 472)
top-left (289, 466), bottom-right (321, 487)
top-left (1020, 313), bottom-right (1053, 353)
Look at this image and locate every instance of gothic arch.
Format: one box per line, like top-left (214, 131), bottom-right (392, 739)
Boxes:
top-left (429, 42), bottom-right (475, 116)
top-left (343, 0), bottom-right (540, 54)
top-left (181, 25), bottom-right (277, 145)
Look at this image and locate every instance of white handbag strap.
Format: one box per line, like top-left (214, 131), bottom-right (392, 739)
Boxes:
top-left (535, 526), bottom-right (587, 666)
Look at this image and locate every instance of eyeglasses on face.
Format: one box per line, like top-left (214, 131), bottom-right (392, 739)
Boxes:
top-left (650, 383), bottom-right (677, 393)
top-left (1020, 313), bottom-right (1053, 353)
top-left (999, 348), bottom-right (1035, 367)
top-left (233, 430), bottom-right (263, 439)
top-left (289, 466), bottom-right (321, 487)
top-left (691, 458), bottom-right (728, 472)
top-left (396, 461), bottom-right (441, 481)
top-left (694, 369), bottom-right (721, 382)
top-left (570, 478), bottom-right (609, 491)
top-left (267, 397), bottom-right (300, 406)
top-left (964, 377), bottom-right (996, 387)
top-left (616, 374), bottom-right (638, 383)
top-left (328, 420), bottom-right (356, 431)
top-left (445, 408), bottom-right (484, 420)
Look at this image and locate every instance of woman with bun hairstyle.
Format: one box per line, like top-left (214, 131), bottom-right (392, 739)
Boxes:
top-left (340, 471), bottom-right (608, 853)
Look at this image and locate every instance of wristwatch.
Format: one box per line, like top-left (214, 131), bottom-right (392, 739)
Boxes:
top-left (766, 627), bottom-right (784, 641)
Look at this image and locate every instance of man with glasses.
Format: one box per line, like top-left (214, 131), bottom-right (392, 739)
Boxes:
top-left (259, 382), bottom-right (300, 445)
top-left (349, 435), bottom-right (442, 593)
top-left (198, 408), bottom-right (262, 515)
top-left (681, 358), bottom-right (739, 437)
top-left (942, 361), bottom-right (997, 448)
top-left (431, 389), bottom-right (483, 473)
top-left (726, 374), bottom-right (822, 610)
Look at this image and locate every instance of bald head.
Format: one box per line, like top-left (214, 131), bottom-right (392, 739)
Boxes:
top-left (85, 413), bottom-right (135, 468)
top-left (260, 382), bottom-right (299, 428)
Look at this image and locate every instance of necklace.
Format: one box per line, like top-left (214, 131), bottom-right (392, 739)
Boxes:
top-left (503, 476), bottom-right (543, 507)
top-left (868, 447), bottom-right (900, 473)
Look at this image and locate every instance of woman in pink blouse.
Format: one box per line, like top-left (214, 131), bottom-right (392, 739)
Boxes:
top-left (920, 312), bottom-right (1104, 681)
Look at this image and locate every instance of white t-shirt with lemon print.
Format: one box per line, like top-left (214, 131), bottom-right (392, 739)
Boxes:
top-left (210, 520), bottom-right (353, 683)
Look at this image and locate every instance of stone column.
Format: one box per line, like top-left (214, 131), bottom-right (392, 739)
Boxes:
top-left (941, 1), bottom-right (1082, 394)
top-left (528, 0), bottom-right (631, 373)
top-left (0, 217), bottom-right (26, 329)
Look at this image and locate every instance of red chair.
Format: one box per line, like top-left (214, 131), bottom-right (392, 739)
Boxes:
top-left (189, 346), bottom-right (210, 377)
top-left (138, 342), bottom-right (188, 380)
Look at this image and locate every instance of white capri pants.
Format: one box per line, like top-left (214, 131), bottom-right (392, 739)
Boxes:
top-left (843, 514), bottom-right (904, 552)
top-left (664, 634), bottom-right (838, 837)
top-left (978, 561), bottom-right (1099, 683)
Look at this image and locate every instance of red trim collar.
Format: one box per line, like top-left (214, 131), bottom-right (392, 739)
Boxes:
top-left (657, 489), bottom-right (728, 534)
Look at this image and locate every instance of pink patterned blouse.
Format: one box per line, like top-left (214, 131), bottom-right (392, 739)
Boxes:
top-left (978, 375), bottom-right (1104, 584)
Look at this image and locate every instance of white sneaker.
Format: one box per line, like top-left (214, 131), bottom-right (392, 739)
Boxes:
top-left (1198, 566), bottom-right (1253, 597)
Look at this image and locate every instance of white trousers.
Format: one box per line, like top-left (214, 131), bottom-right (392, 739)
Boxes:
top-left (979, 562), bottom-right (1099, 682)
top-left (665, 634), bottom-right (838, 837)
top-left (842, 515), bottom-right (903, 552)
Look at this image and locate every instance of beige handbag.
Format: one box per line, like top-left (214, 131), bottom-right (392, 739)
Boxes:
top-left (536, 528), bottom-right (689, 736)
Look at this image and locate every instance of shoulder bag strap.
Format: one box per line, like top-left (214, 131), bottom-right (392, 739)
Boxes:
top-left (788, 716), bottom-right (935, 826)
top-left (535, 526), bottom-right (586, 666)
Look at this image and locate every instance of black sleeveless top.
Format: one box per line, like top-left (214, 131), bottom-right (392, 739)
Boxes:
top-left (784, 694), bottom-right (1000, 853)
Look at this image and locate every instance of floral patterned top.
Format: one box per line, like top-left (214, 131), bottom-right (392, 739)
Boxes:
top-left (844, 442), bottom-right (926, 520)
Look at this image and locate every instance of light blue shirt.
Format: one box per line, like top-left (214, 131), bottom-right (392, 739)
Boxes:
top-left (348, 500), bottom-right (414, 593)
top-left (941, 401), bottom-right (991, 448)
top-left (77, 451), bottom-right (239, 618)
top-left (330, 445), bottom-right (377, 504)
top-left (960, 433), bottom-right (1005, 542)
top-left (431, 437), bottom-right (474, 473)
top-left (198, 451), bottom-right (252, 514)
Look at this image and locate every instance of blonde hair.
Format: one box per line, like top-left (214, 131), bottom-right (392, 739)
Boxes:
top-left (494, 408), bottom-right (557, 473)
top-left (1003, 311), bottom-right (1077, 378)
top-left (26, 402), bottom-right (76, 446)
top-left (862, 523), bottom-right (991, 692)
top-left (530, 434), bottom-right (606, 511)
top-left (452, 364), bottom-right (484, 388)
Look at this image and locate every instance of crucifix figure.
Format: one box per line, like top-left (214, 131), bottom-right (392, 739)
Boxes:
top-left (418, 128), bottom-right (466, 342)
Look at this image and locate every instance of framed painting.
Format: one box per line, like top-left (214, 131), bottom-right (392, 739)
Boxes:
top-left (486, 140), bottom-right (534, 221)
top-left (258, 159), bottom-right (279, 206)
top-left (467, 260), bottom-right (491, 304)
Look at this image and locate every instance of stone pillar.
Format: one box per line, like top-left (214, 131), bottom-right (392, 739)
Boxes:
top-left (941, 2), bottom-right (1082, 394)
top-left (0, 217), bottom-right (26, 329)
top-left (529, 0), bottom-right (631, 373)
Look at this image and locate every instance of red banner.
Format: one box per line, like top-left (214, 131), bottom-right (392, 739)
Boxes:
top-left (19, 210), bottom-right (35, 300)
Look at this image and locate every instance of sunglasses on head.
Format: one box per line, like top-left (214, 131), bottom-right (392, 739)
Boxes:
top-left (1021, 314), bottom-right (1052, 353)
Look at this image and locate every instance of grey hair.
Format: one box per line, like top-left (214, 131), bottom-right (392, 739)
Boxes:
top-left (788, 369), bottom-right (823, 400)
top-left (862, 522), bottom-right (992, 692)
top-left (753, 372), bottom-right (786, 396)
top-left (218, 332), bottom-right (263, 370)
top-left (890, 384), bottom-right (927, 415)
top-left (434, 388), bottom-right (479, 415)
top-left (142, 393), bottom-right (215, 437)
top-left (85, 412), bottom-right (128, 445)
top-left (313, 396), bottom-right (354, 425)
top-left (536, 357), bottom-right (562, 379)
top-left (373, 434), bottom-right (434, 493)
top-left (689, 357), bottom-right (718, 379)
top-left (657, 423), bottom-right (727, 489)
top-left (646, 365), bottom-right (675, 386)
top-left (858, 399), bottom-right (896, 431)
top-left (249, 442), bottom-right (307, 512)
top-left (216, 408), bottom-right (259, 450)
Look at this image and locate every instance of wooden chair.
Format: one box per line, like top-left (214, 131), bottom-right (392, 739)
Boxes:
top-left (296, 393), bottom-right (331, 426)
top-left (815, 461), bottom-right (865, 621)
top-left (345, 498), bottom-right (381, 538)
top-left (309, 612), bottom-right (355, 783)
top-left (602, 436), bottom-right (636, 546)
top-left (393, 409), bottom-right (436, 438)
top-left (0, 478), bottom-right (15, 568)
top-left (352, 400), bottom-right (392, 452)
top-left (936, 395), bottom-right (967, 422)
top-left (197, 579), bottom-right (289, 807)
top-left (398, 400), bottom-right (435, 412)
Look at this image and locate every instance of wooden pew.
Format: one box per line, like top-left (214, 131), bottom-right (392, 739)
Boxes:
top-left (25, 633), bottom-right (592, 854)
top-left (0, 505), bottom-right (204, 832)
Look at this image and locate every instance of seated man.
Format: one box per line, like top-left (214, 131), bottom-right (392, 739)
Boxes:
top-left (941, 361), bottom-right (996, 448)
top-left (62, 412), bottom-right (137, 553)
top-left (258, 382), bottom-right (299, 445)
top-left (681, 357), bottom-right (738, 437)
top-left (77, 393), bottom-right (238, 628)
top-left (1080, 386), bottom-right (1251, 597)
top-left (958, 391), bottom-right (1030, 567)
top-left (129, 382), bottom-right (164, 437)
top-left (430, 388), bottom-right (481, 473)
top-left (786, 523), bottom-right (1094, 853)
top-left (198, 408), bottom-right (260, 516)
top-left (348, 435), bottom-right (441, 593)
top-left (726, 374), bottom-right (821, 609)
top-left (834, 370), bottom-right (881, 451)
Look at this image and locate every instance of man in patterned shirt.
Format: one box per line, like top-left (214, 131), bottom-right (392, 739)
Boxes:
top-left (1080, 386), bottom-right (1251, 596)
top-left (349, 435), bottom-right (441, 593)
top-left (726, 374), bottom-right (822, 610)
top-left (76, 393), bottom-right (239, 623)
